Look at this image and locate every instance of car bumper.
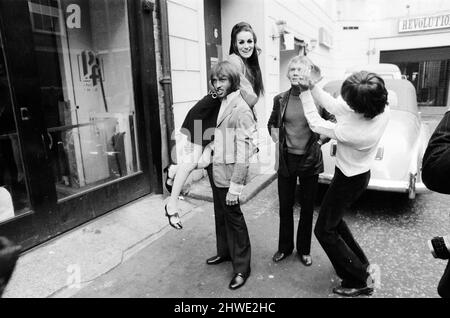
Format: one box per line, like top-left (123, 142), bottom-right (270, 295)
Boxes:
top-left (318, 174), bottom-right (430, 194)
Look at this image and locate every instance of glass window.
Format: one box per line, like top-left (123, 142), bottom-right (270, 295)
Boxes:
top-left (397, 60), bottom-right (450, 107)
top-left (28, 0), bottom-right (140, 200)
top-left (0, 34), bottom-right (31, 222)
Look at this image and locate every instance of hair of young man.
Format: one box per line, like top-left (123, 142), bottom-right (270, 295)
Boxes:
top-left (229, 21), bottom-right (264, 96)
top-left (341, 71), bottom-right (388, 119)
top-left (210, 61), bottom-right (241, 93)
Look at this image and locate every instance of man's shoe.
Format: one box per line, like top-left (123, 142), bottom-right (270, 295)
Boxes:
top-left (206, 255), bottom-right (231, 265)
top-left (332, 285), bottom-right (374, 297)
top-left (299, 254), bottom-right (312, 266)
top-left (272, 251), bottom-right (291, 263)
top-left (229, 273), bottom-right (247, 290)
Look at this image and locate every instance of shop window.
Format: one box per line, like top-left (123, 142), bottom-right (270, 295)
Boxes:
top-left (27, 0), bottom-right (141, 200)
top-left (1, 37), bottom-right (30, 222)
top-left (397, 60), bottom-right (450, 107)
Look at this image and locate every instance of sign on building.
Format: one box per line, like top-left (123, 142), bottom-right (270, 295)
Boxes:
top-left (399, 13), bottom-right (450, 33)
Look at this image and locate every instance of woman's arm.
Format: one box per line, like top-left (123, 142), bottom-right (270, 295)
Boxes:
top-left (227, 54), bottom-right (258, 107)
top-left (299, 90), bottom-right (337, 140)
top-left (310, 85), bottom-right (352, 116)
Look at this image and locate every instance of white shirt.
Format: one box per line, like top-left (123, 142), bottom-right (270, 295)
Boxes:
top-left (300, 86), bottom-right (390, 177)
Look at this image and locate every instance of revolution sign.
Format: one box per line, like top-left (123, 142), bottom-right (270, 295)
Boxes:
top-left (399, 13), bottom-right (450, 33)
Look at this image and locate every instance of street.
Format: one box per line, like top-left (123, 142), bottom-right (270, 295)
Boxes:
top-left (72, 179), bottom-right (450, 298)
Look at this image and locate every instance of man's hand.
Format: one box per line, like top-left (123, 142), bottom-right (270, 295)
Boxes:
top-left (297, 64), bottom-right (323, 91)
top-left (226, 192), bottom-right (239, 206)
top-left (270, 128), bottom-right (279, 143)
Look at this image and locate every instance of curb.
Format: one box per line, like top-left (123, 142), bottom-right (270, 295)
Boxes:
top-left (186, 172), bottom-right (277, 204)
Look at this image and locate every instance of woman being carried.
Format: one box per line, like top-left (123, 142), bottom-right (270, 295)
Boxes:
top-left (164, 22), bottom-right (264, 229)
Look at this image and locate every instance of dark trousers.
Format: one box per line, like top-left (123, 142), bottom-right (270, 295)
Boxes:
top-left (314, 167), bottom-right (371, 288)
top-left (438, 260), bottom-right (450, 298)
top-left (277, 154), bottom-right (318, 255)
top-left (207, 167), bottom-right (251, 276)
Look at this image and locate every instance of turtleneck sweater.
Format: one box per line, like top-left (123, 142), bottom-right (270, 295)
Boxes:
top-left (284, 85), bottom-right (312, 155)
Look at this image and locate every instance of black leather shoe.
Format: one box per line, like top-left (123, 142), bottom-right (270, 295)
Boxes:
top-left (206, 255), bottom-right (231, 265)
top-left (299, 254), bottom-right (312, 266)
top-left (332, 285), bottom-right (374, 297)
top-left (272, 251), bottom-right (291, 263)
top-left (229, 273), bottom-right (247, 290)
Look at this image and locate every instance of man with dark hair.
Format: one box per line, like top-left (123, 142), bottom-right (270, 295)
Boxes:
top-left (0, 236), bottom-right (21, 297)
top-left (422, 110), bottom-right (450, 298)
top-left (298, 70), bottom-right (390, 296)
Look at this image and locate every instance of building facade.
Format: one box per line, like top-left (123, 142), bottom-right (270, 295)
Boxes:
top-left (164, 0), bottom-right (337, 174)
top-left (335, 0), bottom-right (450, 108)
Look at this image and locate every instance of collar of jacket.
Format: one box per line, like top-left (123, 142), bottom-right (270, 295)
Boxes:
top-left (216, 91), bottom-right (241, 127)
top-left (280, 88), bottom-right (293, 120)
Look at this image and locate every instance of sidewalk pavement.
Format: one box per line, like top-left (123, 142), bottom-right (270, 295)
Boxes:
top-left (2, 168), bottom-right (275, 298)
top-left (2, 194), bottom-right (207, 298)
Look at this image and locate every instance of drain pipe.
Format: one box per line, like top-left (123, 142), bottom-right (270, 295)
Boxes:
top-left (156, 0), bottom-right (176, 165)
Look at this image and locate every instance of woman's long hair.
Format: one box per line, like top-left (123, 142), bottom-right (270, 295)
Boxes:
top-left (229, 22), bottom-right (264, 96)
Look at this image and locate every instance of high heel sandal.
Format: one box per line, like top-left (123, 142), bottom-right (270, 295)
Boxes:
top-left (163, 166), bottom-right (173, 193)
top-left (164, 204), bottom-right (182, 230)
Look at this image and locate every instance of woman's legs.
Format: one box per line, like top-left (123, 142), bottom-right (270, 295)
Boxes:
top-left (196, 143), bottom-right (213, 169)
top-left (166, 141), bottom-right (203, 219)
top-left (314, 167), bottom-right (371, 288)
top-left (167, 142), bottom-right (213, 181)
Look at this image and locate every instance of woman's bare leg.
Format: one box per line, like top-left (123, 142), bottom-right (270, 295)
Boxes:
top-left (196, 143), bottom-right (213, 169)
top-left (167, 162), bottom-right (197, 211)
top-left (166, 141), bottom-right (203, 215)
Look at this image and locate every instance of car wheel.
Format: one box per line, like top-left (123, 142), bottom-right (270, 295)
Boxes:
top-left (408, 173), bottom-right (416, 200)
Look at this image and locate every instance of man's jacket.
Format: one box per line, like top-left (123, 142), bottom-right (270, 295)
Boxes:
top-left (422, 110), bottom-right (450, 194)
top-left (267, 88), bottom-right (334, 177)
top-left (212, 92), bottom-right (258, 194)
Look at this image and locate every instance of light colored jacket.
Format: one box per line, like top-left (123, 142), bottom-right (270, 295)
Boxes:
top-left (212, 92), bottom-right (258, 194)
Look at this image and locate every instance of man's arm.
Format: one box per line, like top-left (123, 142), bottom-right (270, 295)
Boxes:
top-left (267, 95), bottom-right (280, 142)
top-left (422, 111), bottom-right (450, 194)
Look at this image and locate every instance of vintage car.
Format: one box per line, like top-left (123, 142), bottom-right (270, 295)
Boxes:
top-left (318, 78), bottom-right (430, 199)
top-left (344, 63), bottom-right (404, 80)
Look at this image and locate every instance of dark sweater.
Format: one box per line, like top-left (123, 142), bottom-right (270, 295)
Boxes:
top-left (284, 86), bottom-right (311, 155)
